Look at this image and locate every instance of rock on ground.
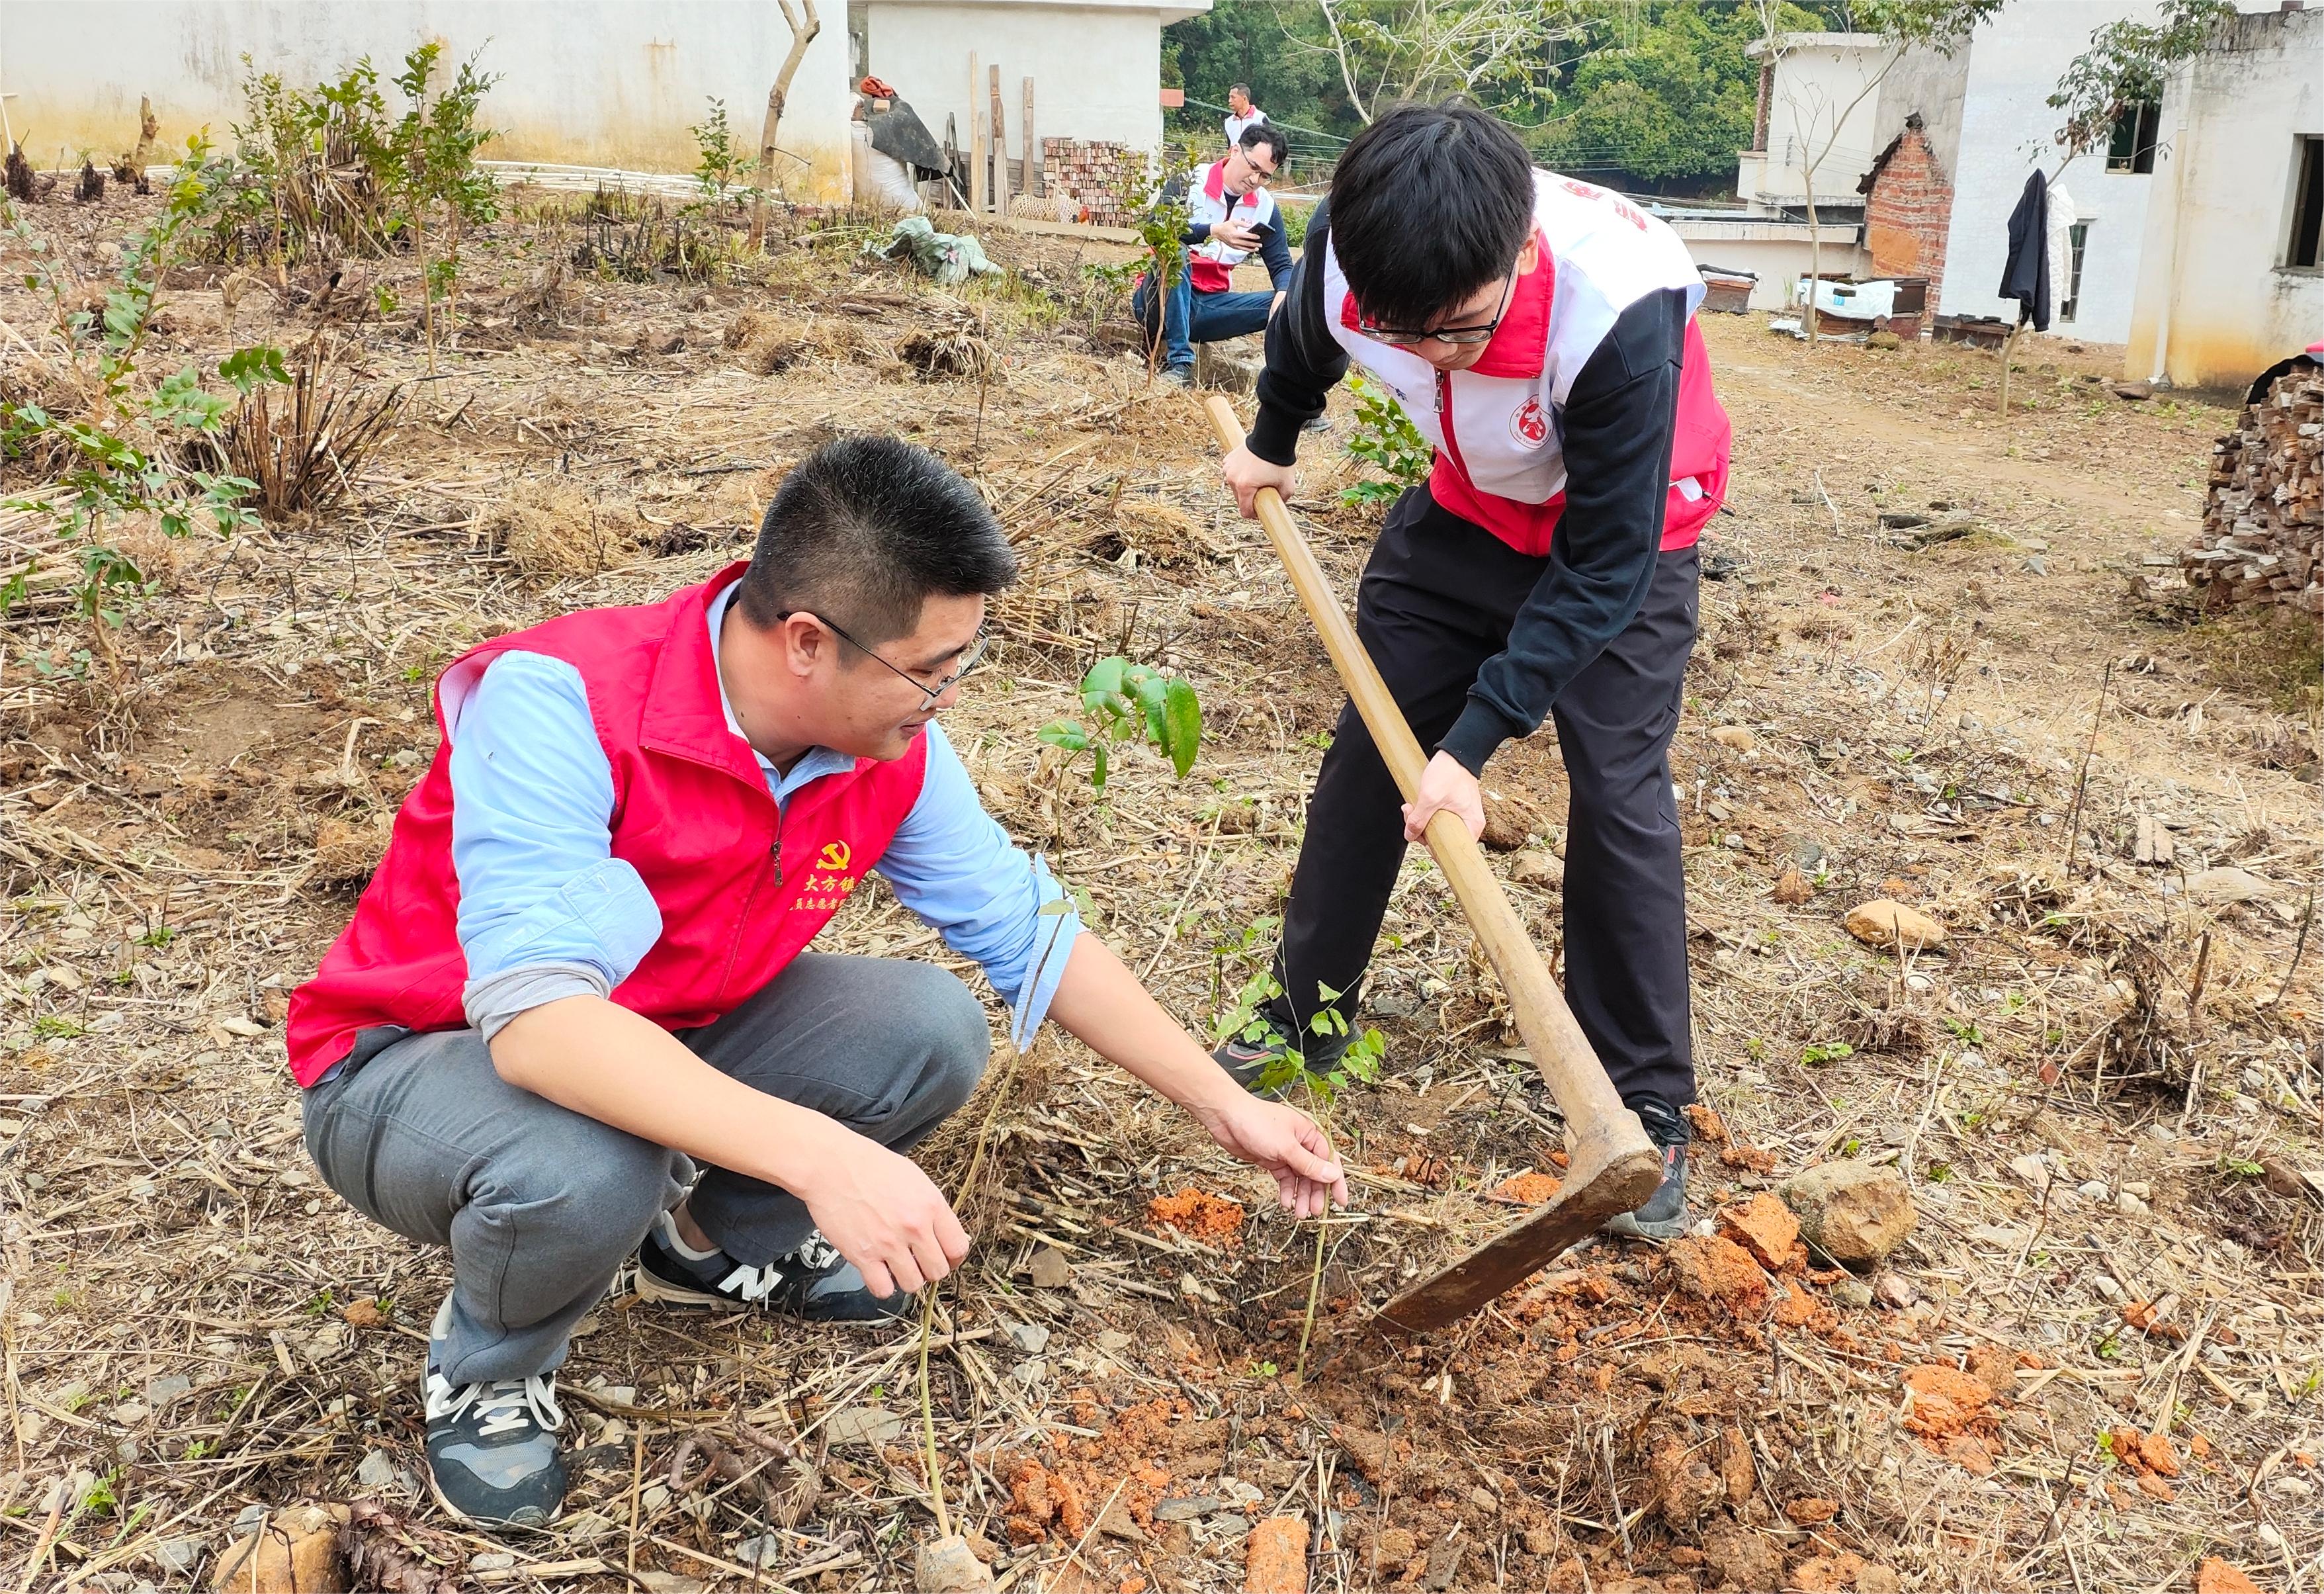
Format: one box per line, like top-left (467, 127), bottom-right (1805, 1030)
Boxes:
top-left (1196, 339), bottom-right (1260, 395)
top-left (914, 1534), bottom-right (996, 1592)
top-left (1244, 1515), bottom-right (1309, 1594)
top-left (1842, 898), bottom-right (1947, 952)
top-left (2196, 1560), bottom-right (2266, 1594)
top-left (1715, 1192), bottom-right (1801, 1271)
top-left (1779, 1162), bottom-right (1917, 1267)
top-left (209, 1504), bottom-right (346, 1593)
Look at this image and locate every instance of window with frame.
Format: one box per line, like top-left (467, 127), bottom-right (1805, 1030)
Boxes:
top-left (2061, 222), bottom-right (2089, 322)
top-left (2290, 136), bottom-right (2324, 270)
top-left (2108, 102), bottom-right (2161, 174)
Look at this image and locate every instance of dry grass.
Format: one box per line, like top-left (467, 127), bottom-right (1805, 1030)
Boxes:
top-left (0, 189), bottom-right (2317, 1594)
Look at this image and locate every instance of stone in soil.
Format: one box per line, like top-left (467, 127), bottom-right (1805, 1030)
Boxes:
top-left (208, 1503), bottom-right (345, 1593)
top-left (354, 1448), bottom-right (399, 1489)
top-left (824, 1406), bottom-right (904, 1449)
top-left (1842, 898), bottom-right (1946, 951)
top-left (1714, 1191), bottom-right (1800, 1270)
top-left (1028, 1245), bottom-right (1074, 1288)
top-left (1662, 1233), bottom-right (1768, 1315)
top-left (913, 1534), bottom-right (996, 1592)
top-left (1778, 1161), bottom-right (1918, 1267)
top-left (1244, 1515), bottom-right (1309, 1593)
top-left (1422, 1535), bottom-right (1467, 1591)
top-left (1701, 1524), bottom-right (1784, 1591)
top-left (1649, 1433), bottom-right (1725, 1527)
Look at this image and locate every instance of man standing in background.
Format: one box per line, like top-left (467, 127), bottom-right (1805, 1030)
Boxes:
top-left (1223, 83), bottom-right (1268, 146)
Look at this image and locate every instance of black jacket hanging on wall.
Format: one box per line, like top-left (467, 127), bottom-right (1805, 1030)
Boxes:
top-left (1999, 172), bottom-right (2050, 332)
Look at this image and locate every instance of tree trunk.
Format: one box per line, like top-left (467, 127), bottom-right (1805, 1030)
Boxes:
top-left (1803, 162), bottom-right (1821, 348)
top-left (749, 0), bottom-right (823, 249)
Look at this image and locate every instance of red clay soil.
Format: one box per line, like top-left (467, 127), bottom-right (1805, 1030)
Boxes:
top-left (1488, 1170), bottom-right (1564, 1205)
top-left (1146, 1187), bottom-right (1246, 1245)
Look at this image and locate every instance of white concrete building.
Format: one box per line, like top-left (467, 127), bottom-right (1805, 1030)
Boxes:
top-left (1675, 1), bottom-right (2303, 364)
top-left (2128, 5), bottom-right (2324, 390)
top-left (853, 0), bottom-right (1209, 163)
top-left (0, 0), bottom-right (1205, 205)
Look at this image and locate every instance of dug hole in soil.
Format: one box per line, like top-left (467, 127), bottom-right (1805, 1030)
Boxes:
top-left (3, 185), bottom-right (2321, 1594)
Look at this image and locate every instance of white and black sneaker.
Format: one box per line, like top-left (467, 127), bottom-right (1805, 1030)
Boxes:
top-left (634, 1210), bottom-right (911, 1322)
top-left (421, 1295), bottom-right (568, 1528)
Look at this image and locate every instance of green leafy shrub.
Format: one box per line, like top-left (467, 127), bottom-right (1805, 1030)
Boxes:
top-left (1339, 372), bottom-right (1434, 506)
top-left (1038, 655), bottom-right (1201, 791)
top-left (3, 138), bottom-right (289, 623)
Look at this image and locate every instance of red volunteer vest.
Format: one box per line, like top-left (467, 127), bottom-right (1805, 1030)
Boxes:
top-left (283, 564), bottom-right (929, 1085)
top-left (1326, 171), bottom-right (1731, 558)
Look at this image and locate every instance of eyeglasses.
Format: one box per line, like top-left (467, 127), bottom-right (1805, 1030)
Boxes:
top-left (786, 612), bottom-right (991, 707)
top-left (1356, 270), bottom-right (1516, 347)
top-left (1230, 148), bottom-right (1277, 181)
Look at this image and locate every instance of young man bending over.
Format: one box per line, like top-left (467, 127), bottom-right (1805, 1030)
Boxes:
top-left (288, 437), bottom-right (1345, 1527)
top-left (1213, 102), bottom-right (1731, 1241)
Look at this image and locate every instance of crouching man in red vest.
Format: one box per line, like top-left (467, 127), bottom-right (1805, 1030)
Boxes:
top-left (1215, 103), bottom-right (1731, 1240)
top-left (287, 437), bottom-right (1346, 1528)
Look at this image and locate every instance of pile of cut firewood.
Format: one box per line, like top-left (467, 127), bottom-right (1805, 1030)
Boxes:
top-left (2184, 361), bottom-right (2323, 613)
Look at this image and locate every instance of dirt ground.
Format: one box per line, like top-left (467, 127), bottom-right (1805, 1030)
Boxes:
top-left (3, 187), bottom-right (2321, 1594)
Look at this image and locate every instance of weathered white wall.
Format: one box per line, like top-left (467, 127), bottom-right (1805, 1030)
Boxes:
top-left (0, 1), bottom-right (857, 200)
top-left (1750, 36), bottom-right (1894, 206)
top-left (2128, 8), bottom-right (2324, 391)
top-left (1936, 1), bottom-right (2164, 343)
top-left (859, 0), bottom-right (1195, 159)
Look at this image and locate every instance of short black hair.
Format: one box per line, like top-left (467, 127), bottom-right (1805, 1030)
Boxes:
top-left (1228, 82), bottom-right (1250, 99)
top-left (737, 436), bottom-right (1016, 644)
top-left (1236, 122), bottom-right (1287, 169)
top-left (1329, 101), bottom-right (1535, 333)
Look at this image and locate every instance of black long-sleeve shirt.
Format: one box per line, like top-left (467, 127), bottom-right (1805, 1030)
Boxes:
top-left (1247, 200), bottom-right (1688, 773)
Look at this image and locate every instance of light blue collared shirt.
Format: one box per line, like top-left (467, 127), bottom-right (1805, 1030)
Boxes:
top-left (446, 585), bottom-right (1080, 1049)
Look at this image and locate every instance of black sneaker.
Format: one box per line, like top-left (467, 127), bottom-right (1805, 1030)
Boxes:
top-left (1157, 363), bottom-right (1195, 389)
top-left (421, 1296), bottom-right (568, 1528)
top-left (1603, 1096), bottom-right (1692, 1241)
top-left (1212, 1014), bottom-right (1349, 1098)
top-left (634, 1211), bottom-right (911, 1321)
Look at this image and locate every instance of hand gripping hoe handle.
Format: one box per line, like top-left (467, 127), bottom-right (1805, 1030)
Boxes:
top-left (1203, 396), bottom-right (1661, 1333)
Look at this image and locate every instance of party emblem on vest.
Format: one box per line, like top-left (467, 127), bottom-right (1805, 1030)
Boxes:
top-left (817, 840), bottom-right (852, 871)
top-left (1510, 397), bottom-right (1550, 449)
top-left (794, 839), bottom-right (859, 911)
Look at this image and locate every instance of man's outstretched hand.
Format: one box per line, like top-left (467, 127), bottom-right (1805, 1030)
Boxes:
top-left (1193, 1094), bottom-right (1350, 1219)
top-left (1221, 443), bottom-right (1297, 520)
top-left (797, 1134), bottom-right (971, 1298)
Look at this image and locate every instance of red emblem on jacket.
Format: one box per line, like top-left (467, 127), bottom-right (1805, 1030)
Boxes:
top-left (1510, 397), bottom-right (1550, 449)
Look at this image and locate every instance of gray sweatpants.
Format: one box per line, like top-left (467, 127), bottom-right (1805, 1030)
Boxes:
top-left (302, 954), bottom-right (990, 1384)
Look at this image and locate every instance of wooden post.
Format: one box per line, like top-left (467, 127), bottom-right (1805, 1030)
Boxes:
top-left (1997, 316), bottom-right (2022, 416)
top-left (967, 53), bottom-right (984, 214)
top-left (1021, 77), bottom-right (1036, 197)
top-left (988, 63), bottom-right (1005, 211)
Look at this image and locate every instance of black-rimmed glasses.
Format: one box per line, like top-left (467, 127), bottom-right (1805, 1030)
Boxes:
top-left (1355, 269), bottom-right (1517, 347)
top-left (785, 611), bottom-right (990, 707)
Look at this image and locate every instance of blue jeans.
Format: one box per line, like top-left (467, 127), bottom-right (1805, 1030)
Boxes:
top-left (1135, 262), bottom-right (1275, 370)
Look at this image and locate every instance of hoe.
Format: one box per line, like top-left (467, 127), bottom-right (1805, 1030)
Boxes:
top-left (1204, 396), bottom-right (1663, 1333)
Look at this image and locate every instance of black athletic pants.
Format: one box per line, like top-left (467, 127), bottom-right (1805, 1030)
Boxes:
top-left (1263, 486), bottom-right (1701, 1110)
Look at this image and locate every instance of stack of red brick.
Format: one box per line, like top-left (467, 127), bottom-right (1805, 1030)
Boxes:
top-left (1041, 138), bottom-right (1137, 228)
top-left (2186, 363), bottom-right (2324, 613)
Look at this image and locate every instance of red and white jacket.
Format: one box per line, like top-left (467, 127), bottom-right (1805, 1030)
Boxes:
top-left (1185, 159), bottom-right (1279, 294)
top-left (1318, 171), bottom-right (1729, 556)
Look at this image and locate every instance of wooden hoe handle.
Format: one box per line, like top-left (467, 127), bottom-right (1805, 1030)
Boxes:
top-left (1204, 396), bottom-right (1662, 1332)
